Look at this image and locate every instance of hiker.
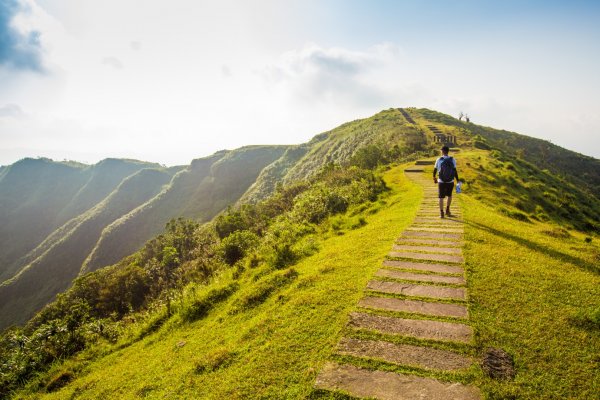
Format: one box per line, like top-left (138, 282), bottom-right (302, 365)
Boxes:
top-left (433, 145), bottom-right (459, 218)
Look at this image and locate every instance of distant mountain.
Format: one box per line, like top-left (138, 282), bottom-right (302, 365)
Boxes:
top-left (0, 147), bottom-right (286, 329)
top-left (0, 158), bottom-right (160, 283)
top-left (1, 108), bottom-right (599, 330)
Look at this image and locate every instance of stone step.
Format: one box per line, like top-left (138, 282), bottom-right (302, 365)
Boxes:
top-left (417, 211), bottom-right (462, 215)
top-left (388, 251), bottom-right (464, 264)
top-left (392, 244), bottom-right (462, 255)
top-left (359, 296), bottom-right (468, 319)
top-left (406, 227), bottom-right (464, 234)
top-left (415, 160), bottom-right (432, 165)
top-left (348, 312), bottom-right (473, 343)
top-left (402, 231), bottom-right (463, 240)
top-left (375, 269), bottom-right (465, 285)
top-left (396, 238), bottom-right (462, 247)
top-left (337, 337), bottom-right (473, 371)
top-left (414, 217), bottom-right (463, 224)
top-left (383, 260), bottom-right (464, 275)
top-left (367, 280), bottom-right (465, 300)
top-left (412, 220), bottom-right (464, 223)
top-left (405, 169), bottom-right (425, 173)
top-left (315, 362), bottom-right (481, 400)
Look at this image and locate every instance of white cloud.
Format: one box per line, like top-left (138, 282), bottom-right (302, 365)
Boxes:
top-left (0, 104), bottom-right (25, 118)
top-left (260, 43), bottom-right (404, 109)
top-left (101, 56), bottom-right (123, 70)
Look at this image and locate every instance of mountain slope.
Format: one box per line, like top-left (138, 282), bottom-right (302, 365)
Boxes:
top-left (0, 158), bottom-right (160, 283)
top-left (8, 153), bottom-right (599, 399)
top-left (1, 108), bottom-right (599, 399)
top-left (410, 108), bottom-right (600, 198)
top-left (82, 145), bottom-right (288, 273)
top-left (0, 168), bottom-right (174, 329)
top-left (0, 147), bottom-right (287, 330)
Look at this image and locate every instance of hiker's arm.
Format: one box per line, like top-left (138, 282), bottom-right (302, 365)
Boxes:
top-left (455, 169), bottom-right (460, 182)
top-left (433, 168), bottom-right (437, 184)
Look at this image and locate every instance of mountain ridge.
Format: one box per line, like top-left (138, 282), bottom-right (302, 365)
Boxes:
top-left (1, 107), bottom-right (598, 332)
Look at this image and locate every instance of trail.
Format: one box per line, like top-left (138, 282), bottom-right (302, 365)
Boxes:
top-left (314, 163), bottom-right (481, 399)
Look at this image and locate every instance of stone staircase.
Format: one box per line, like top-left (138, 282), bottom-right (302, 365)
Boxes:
top-left (314, 163), bottom-right (481, 399)
top-left (398, 108), bottom-right (416, 124)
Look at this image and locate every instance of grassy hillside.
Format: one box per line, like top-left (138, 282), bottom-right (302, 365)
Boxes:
top-left (82, 145), bottom-right (288, 273)
top-left (0, 147), bottom-right (287, 331)
top-left (411, 108), bottom-right (600, 199)
top-left (0, 168), bottom-right (174, 329)
top-left (0, 158), bottom-right (159, 283)
top-left (0, 159), bottom-right (88, 281)
top-left (1, 162), bottom-right (411, 399)
top-left (1, 108), bottom-right (599, 399)
top-left (4, 148), bottom-right (598, 399)
top-left (240, 108), bottom-right (431, 204)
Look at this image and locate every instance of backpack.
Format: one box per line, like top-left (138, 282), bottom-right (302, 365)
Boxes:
top-left (439, 157), bottom-right (455, 182)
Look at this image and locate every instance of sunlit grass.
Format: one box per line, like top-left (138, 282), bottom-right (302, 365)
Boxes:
top-left (16, 164), bottom-right (420, 399)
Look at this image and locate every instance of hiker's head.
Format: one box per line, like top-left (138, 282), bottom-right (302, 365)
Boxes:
top-left (441, 146), bottom-right (449, 155)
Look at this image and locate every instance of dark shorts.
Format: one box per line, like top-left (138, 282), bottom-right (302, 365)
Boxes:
top-left (438, 182), bottom-right (454, 198)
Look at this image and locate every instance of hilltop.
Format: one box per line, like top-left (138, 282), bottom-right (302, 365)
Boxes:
top-left (0, 108), bottom-right (599, 399)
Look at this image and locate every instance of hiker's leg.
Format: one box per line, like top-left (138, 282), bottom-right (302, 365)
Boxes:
top-left (439, 197), bottom-right (444, 212)
top-left (447, 195), bottom-right (452, 210)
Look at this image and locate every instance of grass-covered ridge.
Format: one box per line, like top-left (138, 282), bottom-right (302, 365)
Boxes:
top-left (457, 150), bottom-right (600, 398)
top-left (1, 163), bottom-right (412, 398)
top-left (1, 108), bottom-right (599, 399)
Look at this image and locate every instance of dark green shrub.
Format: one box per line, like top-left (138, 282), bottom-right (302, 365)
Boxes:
top-left (215, 209), bottom-right (248, 239)
top-left (218, 230), bottom-right (259, 265)
top-left (350, 145), bottom-right (386, 169)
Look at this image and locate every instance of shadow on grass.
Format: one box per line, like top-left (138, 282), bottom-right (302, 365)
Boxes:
top-left (465, 221), bottom-right (599, 275)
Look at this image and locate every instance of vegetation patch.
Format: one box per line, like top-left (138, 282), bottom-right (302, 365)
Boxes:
top-left (194, 347), bottom-right (237, 374)
top-left (181, 283), bottom-right (239, 322)
top-left (230, 268), bottom-right (298, 313)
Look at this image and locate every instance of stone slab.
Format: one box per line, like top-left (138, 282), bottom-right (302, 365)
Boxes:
top-left (315, 363), bottom-right (481, 400)
top-left (396, 238), bottom-right (462, 247)
top-left (359, 296), bottom-right (468, 318)
top-left (416, 215), bottom-right (463, 219)
top-left (402, 231), bottom-right (462, 240)
top-left (375, 269), bottom-right (465, 285)
top-left (383, 260), bottom-right (464, 274)
top-left (367, 280), bottom-right (465, 300)
top-left (348, 312), bottom-right (473, 343)
top-left (388, 251), bottom-right (464, 264)
top-left (392, 244), bottom-right (462, 254)
top-left (414, 217), bottom-right (463, 224)
top-left (337, 337), bottom-right (473, 371)
top-left (411, 223), bottom-right (464, 229)
top-left (406, 227), bottom-right (464, 234)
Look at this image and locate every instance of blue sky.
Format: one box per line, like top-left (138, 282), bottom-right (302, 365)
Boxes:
top-left (1, 0), bottom-right (599, 165)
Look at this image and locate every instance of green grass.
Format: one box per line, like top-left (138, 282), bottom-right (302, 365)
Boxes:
top-left (13, 164), bottom-right (421, 399)
top-left (6, 116), bottom-right (600, 399)
top-left (459, 151), bottom-right (600, 399)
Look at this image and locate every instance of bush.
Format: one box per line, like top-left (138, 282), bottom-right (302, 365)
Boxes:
top-left (218, 230), bottom-right (259, 265)
top-left (350, 145), bottom-right (386, 169)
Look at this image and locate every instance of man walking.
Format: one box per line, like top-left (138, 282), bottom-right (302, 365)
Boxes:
top-left (433, 146), bottom-right (460, 218)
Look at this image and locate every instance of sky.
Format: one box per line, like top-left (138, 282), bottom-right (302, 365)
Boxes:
top-left (1, 0), bottom-right (599, 166)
